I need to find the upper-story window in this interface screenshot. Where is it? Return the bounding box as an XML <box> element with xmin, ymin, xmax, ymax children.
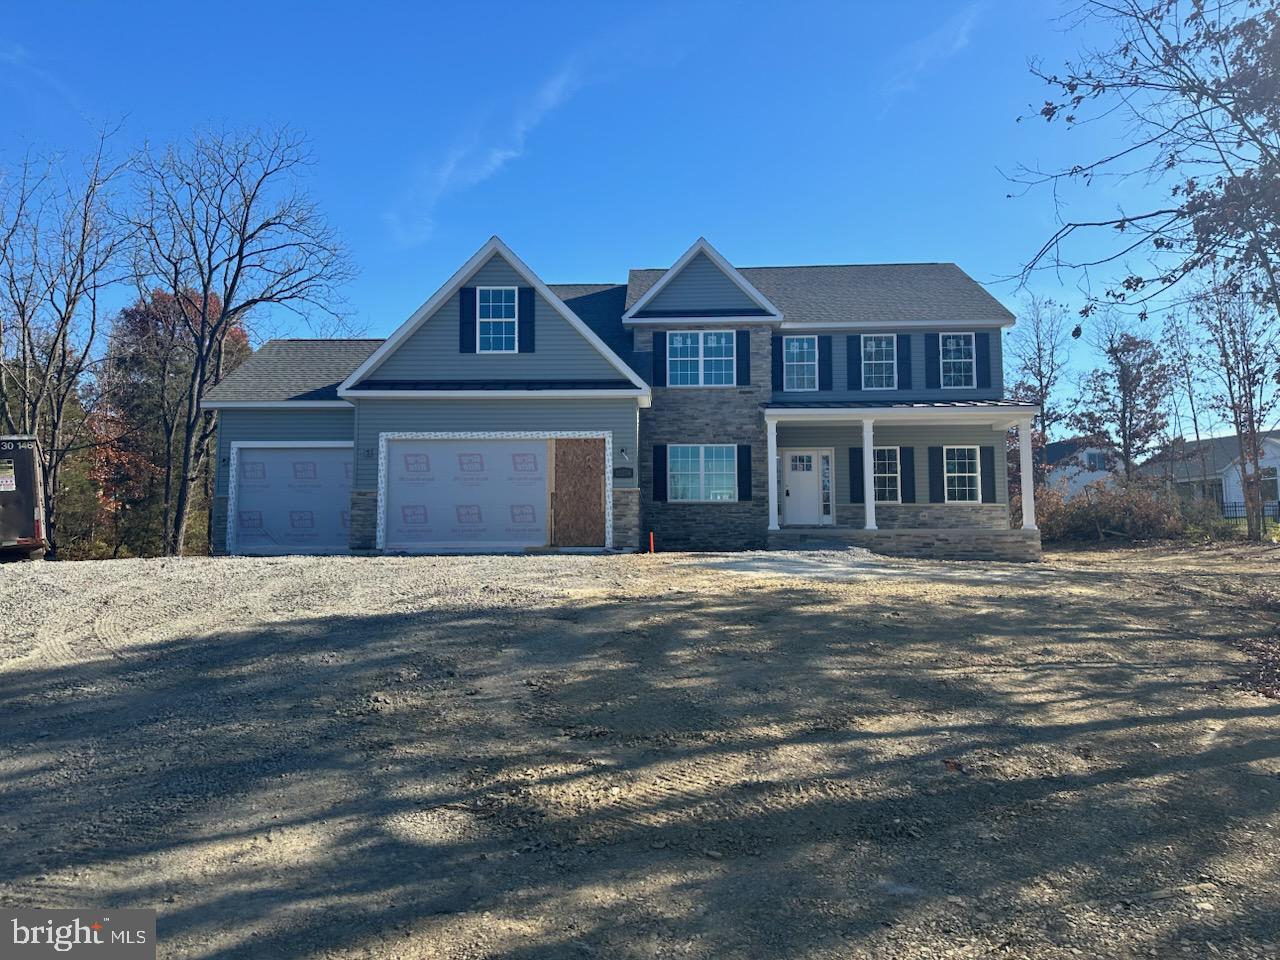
<box><xmin>862</xmin><ymin>335</ymin><xmax>897</xmax><ymax>390</ymax></box>
<box><xmin>477</xmin><ymin>287</ymin><xmax>518</xmax><ymax>353</ymax></box>
<box><xmin>667</xmin><ymin>331</ymin><xmax>735</xmax><ymax>386</ymax></box>
<box><xmin>1085</xmin><ymin>451</ymin><xmax>1107</xmax><ymax>472</ymax></box>
<box><xmin>782</xmin><ymin>336</ymin><xmax>817</xmax><ymax>391</ymax></box>
<box><xmin>940</xmin><ymin>332</ymin><xmax>976</xmax><ymax>388</ymax></box>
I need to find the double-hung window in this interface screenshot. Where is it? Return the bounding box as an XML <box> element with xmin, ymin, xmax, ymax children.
<box><xmin>782</xmin><ymin>336</ymin><xmax>817</xmax><ymax>391</ymax></box>
<box><xmin>1262</xmin><ymin>466</ymin><xmax>1279</xmax><ymax>502</ymax></box>
<box><xmin>862</xmin><ymin>335</ymin><xmax>897</xmax><ymax>390</ymax></box>
<box><xmin>667</xmin><ymin>331</ymin><xmax>735</xmax><ymax>386</ymax></box>
<box><xmin>944</xmin><ymin>446</ymin><xmax>980</xmax><ymax>502</ymax></box>
<box><xmin>873</xmin><ymin>447</ymin><xmax>901</xmax><ymax>503</ymax></box>
<box><xmin>477</xmin><ymin>287</ymin><xmax>517</xmax><ymax>353</ymax></box>
<box><xmin>668</xmin><ymin>444</ymin><xmax>737</xmax><ymax>501</ymax></box>
<box><xmin>940</xmin><ymin>332</ymin><xmax>976</xmax><ymax>388</ymax></box>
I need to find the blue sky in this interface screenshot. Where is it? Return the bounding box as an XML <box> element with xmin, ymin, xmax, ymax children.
<box><xmin>1</xmin><ymin>1</ymin><xmax>1151</xmax><ymax>356</ymax></box>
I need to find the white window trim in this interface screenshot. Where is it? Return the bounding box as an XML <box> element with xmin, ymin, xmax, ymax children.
<box><xmin>666</xmin><ymin>330</ymin><xmax>737</xmax><ymax>388</ymax></box>
<box><xmin>667</xmin><ymin>443</ymin><xmax>738</xmax><ymax>502</ymax></box>
<box><xmin>943</xmin><ymin>444</ymin><xmax>981</xmax><ymax>503</ymax></box>
<box><xmin>476</xmin><ymin>286</ymin><xmax>518</xmax><ymax>354</ymax></box>
<box><xmin>782</xmin><ymin>335</ymin><xmax>818</xmax><ymax>392</ymax></box>
<box><xmin>872</xmin><ymin>445</ymin><xmax>901</xmax><ymax>503</ymax></box>
<box><xmin>861</xmin><ymin>334</ymin><xmax>898</xmax><ymax>391</ymax></box>
<box><xmin>939</xmin><ymin>331</ymin><xmax>976</xmax><ymax>390</ymax></box>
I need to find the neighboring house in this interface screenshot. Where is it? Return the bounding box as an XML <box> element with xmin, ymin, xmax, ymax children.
<box><xmin>1044</xmin><ymin>437</ymin><xmax>1116</xmax><ymax>499</ymax></box>
<box><xmin>1138</xmin><ymin>431</ymin><xmax>1280</xmax><ymax>508</ymax></box>
<box><xmin>203</xmin><ymin>236</ymin><xmax>1042</xmax><ymax>560</ymax></box>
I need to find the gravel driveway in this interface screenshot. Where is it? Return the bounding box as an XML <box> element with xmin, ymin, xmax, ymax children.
<box><xmin>1</xmin><ymin>546</ymin><xmax>1278</xmax><ymax>959</ymax></box>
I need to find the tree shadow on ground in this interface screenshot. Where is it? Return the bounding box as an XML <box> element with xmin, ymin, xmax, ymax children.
<box><xmin>1</xmin><ymin>564</ymin><xmax>1278</xmax><ymax>959</ymax></box>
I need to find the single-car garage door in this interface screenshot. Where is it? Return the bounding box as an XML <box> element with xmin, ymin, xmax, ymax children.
<box><xmin>382</xmin><ymin>436</ymin><xmax>605</xmax><ymax>552</ymax></box>
<box><xmin>229</xmin><ymin>442</ymin><xmax>353</xmax><ymax>554</ymax></box>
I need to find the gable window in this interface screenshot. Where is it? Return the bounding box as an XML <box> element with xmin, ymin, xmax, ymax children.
<box><xmin>944</xmin><ymin>446</ymin><xmax>980</xmax><ymax>502</ymax></box>
<box><xmin>940</xmin><ymin>332</ymin><xmax>976</xmax><ymax>388</ymax></box>
<box><xmin>668</xmin><ymin>444</ymin><xmax>737</xmax><ymax>501</ymax></box>
<box><xmin>1085</xmin><ymin>451</ymin><xmax>1107</xmax><ymax>472</ymax></box>
<box><xmin>862</xmin><ymin>335</ymin><xmax>897</xmax><ymax>390</ymax></box>
<box><xmin>477</xmin><ymin>287</ymin><xmax>517</xmax><ymax>353</ymax></box>
<box><xmin>667</xmin><ymin>331</ymin><xmax>735</xmax><ymax>386</ymax></box>
<box><xmin>783</xmin><ymin>336</ymin><xmax>818</xmax><ymax>391</ymax></box>
<box><xmin>873</xmin><ymin>447</ymin><xmax>901</xmax><ymax>502</ymax></box>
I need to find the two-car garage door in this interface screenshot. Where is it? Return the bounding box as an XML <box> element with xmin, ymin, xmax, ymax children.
<box><xmin>382</xmin><ymin>436</ymin><xmax>606</xmax><ymax>551</ymax></box>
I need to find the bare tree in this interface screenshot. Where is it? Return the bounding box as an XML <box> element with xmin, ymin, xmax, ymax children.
<box><xmin>128</xmin><ymin>128</ymin><xmax>352</xmax><ymax>555</ymax></box>
<box><xmin>1161</xmin><ymin>311</ymin><xmax>1216</xmax><ymax>498</ymax></box>
<box><xmin>0</xmin><ymin>134</ymin><xmax>128</xmax><ymax>556</ymax></box>
<box><xmin>1017</xmin><ymin>0</ymin><xmax>1280</xmax><ymax>321</ymax></box>
<box><xmin>1007</xmin><ymin>294</ymin><xmax>1074</xmax><ymax>480</ymax></box>
<box><xmin>1190</xmin><ymin>276</ymin><xmax>1279</xmax><ymax>539</ymax></box>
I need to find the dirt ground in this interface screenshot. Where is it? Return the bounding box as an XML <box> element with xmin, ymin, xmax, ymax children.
<box><xmin>1</xmin><ymin>544</ymin><xmax>1278</xmax><ymax>959</ymax></box>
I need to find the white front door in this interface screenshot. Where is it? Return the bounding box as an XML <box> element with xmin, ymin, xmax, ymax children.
<box><xmin>783</xmin><ymin>450</ymin><xmax>822</xmax><ymax>525</ymax></box>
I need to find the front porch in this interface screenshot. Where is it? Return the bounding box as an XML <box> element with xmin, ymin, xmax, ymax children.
<box><xmin>764</xmin><ymin>402</ymin><xmax>1042</xmax><ymax>561</ymax></box>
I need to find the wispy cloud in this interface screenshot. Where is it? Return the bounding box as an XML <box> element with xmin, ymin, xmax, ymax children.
<box><xmin>0</xmin><ymin>40</ymin><xmax>87</xmax><ymax>116</ymax></box>
<box><xmin>385</xmin><ymin>57</ymin><xmax>586</xmax><ymax>246</ymax></box>
<box><xmin>883</xmin><ymin>3</ymin><xmax>983</xmax><ymax>97</ymax></box>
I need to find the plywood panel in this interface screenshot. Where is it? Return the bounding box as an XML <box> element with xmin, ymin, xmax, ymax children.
<box><xmin>552</xmin><ymin>439</ymin><xmax>605</xmax><ymax>547</ymax></box>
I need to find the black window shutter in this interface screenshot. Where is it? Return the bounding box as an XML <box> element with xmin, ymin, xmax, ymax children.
<box><xmin>847</xmin><ymin>335</ymin><xmax>861</xmax><ymax>391</ymax></box>
<box><xmin>459</xmin><ymin>287</ymin><xmax>477</xmax><ymax>353</ymax></box>
<box><xmin>736</xmin><ymin>445</ymin><xmax>752</xmax><ymax>501</ymax></box>
<box><xmin>849</xmin><ymin>447</ymin><xmax>864</xmax><ymax>503</ymax></box>
<box><xmin>517</xmin><ymin>287</ymin><xmax>535</xmax><ymax>353</ymax></box>
<box><xmin>771</xmin><ymin>336</ymin><xmax>783</xmax><ymax>390</ymax></box>
<box><xmin>925</xmin><ymin>334</ymin><xmax>940</xmax><ymax>389</ymax></box>
<box><xmin>735</xmin><ymin>330</ymin><xmax>751</xmax><ymax>385</ymax></box>
<box><xmin>975</xmin><ymin>331</ymin><xmax>991</xmax><ymax>389</ymax></box>
<box><xmin>818</xmin><ymin>336</ymin><xmax>833</xmax><ymax>390</ymax></box>
<box><xmin>652</xmin><ymin>445</ymin><xmax>668</xmax><ymax>502</ymax></box>
<box><xmin>900</xmin><ymin>447</ymin><xmax>916</xmax><ymax>502</ymax></box>
<box><xmin>652</xmin><ymin>332</ymin><xmax>667</xmax><ymax>387</ymax></box>
<box><xmin>896</xmin><ymin>334</ymin><xmax>912</xmax><ymax>389</ymax></box>
<box><xmin>980</xmin><ymin>446</ymin><xmax>997</xmax><ymax>502</ymax></box>
<box><xmin>928</xmin><ymin>446</ymin><xmax>945</xmax><ymax>502</ymax></box>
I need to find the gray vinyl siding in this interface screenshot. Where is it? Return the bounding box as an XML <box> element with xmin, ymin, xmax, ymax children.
<box><xmin>775</xmin><ymin>423</ymin><xmax>1010</xmax><ymax>505</ymax></box>
<box><xmin>350</xmin><ymin>398</ymin><xmax>640</xmax><ymax>489</ymax></box>
<box><xmin>643</xmin><ymin>252</ymin><xmax>759</xmax><ymax>314</ymax></box>
<box><xmin>212</xmin><ymin>407</ymin><xmax>356</xmax><ymax>553</ymax></box>
<box><xmin>771</xmin><ymin>329</ymin><xmax>1004</xmax><ymax>403</ymax></box>
<box><xmin>371</xmin><ymin>254</ymin><xmax>621</xmax><ymax>382</ymax></box>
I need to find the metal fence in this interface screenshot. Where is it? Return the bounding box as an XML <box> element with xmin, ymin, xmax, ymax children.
<box><xmin>1219</xmin><ymin>501</ymin><xmax>1280</xmax><ymax>526</ymax></box>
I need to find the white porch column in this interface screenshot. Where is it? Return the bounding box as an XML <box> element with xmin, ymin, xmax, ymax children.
<box><xmin>862</xmin><ymin>418</ymin><xmax>877</xmax><ymax>530</ymax></box>
<box><xmin>766</xmin><ymin>416</ymin><xmax>780</xmax><ymax>531</ymax></box>
<box><xmin>1018</xmin><ymin>418</ymin><xmax>1037</xmax><ymax>530</ymax></box>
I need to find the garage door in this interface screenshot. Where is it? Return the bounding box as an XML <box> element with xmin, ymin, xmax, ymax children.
<box><xmin>230</xmin><ymin>444</ymin><xmax>353</xmax><ymax>554</ymax></box>
<box><xmin>383</xmin><ymin>437</ymin><xmax>553</xmax><ymax>551</ymax></box>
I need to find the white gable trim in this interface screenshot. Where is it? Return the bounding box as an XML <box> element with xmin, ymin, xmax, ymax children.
<box><xmin>338</xmin><ymin>236</ymin><xmax>650</xmax><ymax>397</ymax></box>
<box><xmin>621</xmin><ymin>237</ymin><xmax>782</xmax><ymax>324</ymax></box>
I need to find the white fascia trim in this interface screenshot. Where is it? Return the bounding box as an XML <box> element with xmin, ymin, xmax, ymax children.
<box><xmin>201</xmin><ymin>400</ymin><xmax>353</xmax><ymax>410</ymax></box>
<box><xmin>376</xmin><ymin>430</ymin><xmax>614</xmax><ymax>552</ymax></box>
<box><xmin>764</xmin><ymin>404</ymin><xmax>1041</xmax><ymax>427</ymax></box>
<box><xmin>349</xmin><ymin>388</ymin><xmax>651</xmax><ymax>407</ymax></box>
<box><xmin>622</xmin><ymin>237</ymin><xmax>782</xmax><ymax>322</ymax></box>
<box><xmin>622</xmin><ymin>315</ymin><xmax>778</xmax><ymax>327</ymax></box>
<box><xmin>226</xmin><ymin>441</ymin><xmax>354</xmax><ymax>556</ymax></box>
<box><xmin>339</xmin><ymin>236</ymin><xmax>649</xmax><ymax>395</ymax></box>
<box><xmin>778</xmin><ymin>319</ymin><xmax>1015</xmax><ymax>331</ymax></box>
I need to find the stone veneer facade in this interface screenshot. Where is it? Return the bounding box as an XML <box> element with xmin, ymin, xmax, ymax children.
<box><xmin>636</xmin><ymin>327</ymin><xmax>773</xmax><ymax>551</ymax></box>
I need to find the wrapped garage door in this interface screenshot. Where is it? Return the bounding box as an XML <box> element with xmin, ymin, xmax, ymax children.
<box><xmin>383</xmin><ymin>438</ymin><xmax>549</xmax><ymax>551</ymax></box>
<box><xmin>231</xmin><ymin>445</ymin><xmax>353</xmax><ymax>554</ymax></box>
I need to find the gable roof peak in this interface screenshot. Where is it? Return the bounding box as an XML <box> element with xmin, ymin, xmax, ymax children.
<box><xmin>621</xmin><ymin>236</ymin><xmax>782</xmax><ymax>322</ymax></box>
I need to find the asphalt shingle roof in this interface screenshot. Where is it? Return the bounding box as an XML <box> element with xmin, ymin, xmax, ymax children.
<box><xmin>204</xmin><ymin>339</ymin><xmax>381</xmax><ymax>403</ymax></box>
<box><xmin>1137</xmin><ymin>430</ymin><xmax>1280</xmax><ymax>481</ymax></box>
<box><xmin>624</xmin><ymin>262</ymin><xmax>1014</xmax><ymax>324</ymax></box>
